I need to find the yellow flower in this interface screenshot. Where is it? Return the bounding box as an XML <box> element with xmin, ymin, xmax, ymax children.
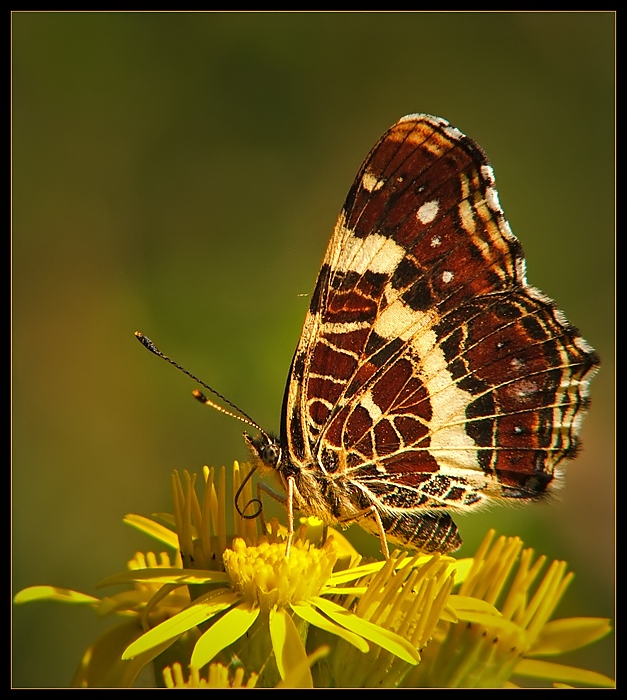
<box><xmin>14</xmin><ymin>462</ymin><xmax>614</xmax><ymax>688</ymax></box>
<box><xmin>162</xmin><ymin>661</ymin><xmax>259</xmax><ymax>688</ymax></box>
<box><xmin>116</xmin><ymin>466</ymin><xmax>424</xmax><ymax>687</ymax></box>
<box><xmin>403</xmin><ymin>530</ymin><xmax>614</xmax><ymax>688</ymax></box>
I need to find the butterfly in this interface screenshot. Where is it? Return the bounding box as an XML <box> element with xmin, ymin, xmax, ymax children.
<box><xmin>138</xmin><ymin>114</ymin><xmax>599</xmax><ymax>557</ymax></box>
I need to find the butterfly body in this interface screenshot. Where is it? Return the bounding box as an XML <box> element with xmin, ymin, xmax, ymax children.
<box><xmin>245</xmin><ymin>430</ymin><xmax>463</xmax><ymax>554</ymax></box>
<box><xmin>244</xmin><ymin>114</ymin><xmax>599</xmax><ymax>555</ymax></box>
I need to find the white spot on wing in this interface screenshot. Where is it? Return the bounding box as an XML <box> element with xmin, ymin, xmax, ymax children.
<box><xmin>373</xmin><ymin>300</ymin><xmax>434</xmax><ymax>342</ymax></box>
<box><xmin>336</xmin><ymin>232</ymin><xmax>405</xmax><ymax>276</ymax></box>
<box><xmin>442</xmin><ymin>270</ymin><xmax>454</xmax><ymax>284</ymax></box>
<box><xmin>417</xmin><ymin>199</ymin><xmax>440</xmax><ymax>224</ymax></box>
<box><xmin>362</xmin><ymin>170</ymin><xmax>384</xmax><ymax>192</ymax></box>
<box><xmin>360</xmin><ymin>391</ymin><xmax>383</xmax><ymax>422</ymax></box>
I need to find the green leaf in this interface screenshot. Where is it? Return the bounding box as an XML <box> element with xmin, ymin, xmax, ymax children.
<box><xmin>191</xmin><ymin>602</ymin><xmax>260</xmax><ymax>670</ymax></box>
<box><xmin>122</xmin><ymin>589</ymin><xmax>240</xmax><ymax>659</ymax></box>
<box><xmin>14</xmin><ymin>585</ymin><xmax>99</xmax><ymax>606</ymax></box>
<box><xmin>529</xmin><ymin>617</ymin><xmax>613</xmax><ymax>655</ymax></box>
<box><xmin>269</xmin><ymin>607</ymin><xmax>312</xmax><ymax>687</ymax></box>
<box><xmin>513</xmin><ymin>658</ymin><xmax>615</xmax><ymax>687</ymax></box>
<box><xmin>311</xmin><ymin>596</ymin><xmax>420</xmax><ymax>665</ymax></box>
<box><xmin>290</xmin><ymin>602</ymin><xmax>369</xmax><ymax>653</ymax></box>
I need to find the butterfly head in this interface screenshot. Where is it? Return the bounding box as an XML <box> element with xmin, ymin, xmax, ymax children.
<box><xmin>243</xmin><ymin>431</ymin><xmax>283</xmax><ymax>472</ymax></box>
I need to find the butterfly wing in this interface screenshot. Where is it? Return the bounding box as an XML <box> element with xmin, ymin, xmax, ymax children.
<box><xmin>282</xmin><ymin>115</ymin><xmax>599</xmax><ymax>550</ymax></box>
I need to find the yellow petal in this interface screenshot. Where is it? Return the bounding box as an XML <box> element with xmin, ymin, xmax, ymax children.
<box><xmin>191</xmin><ymin>602</ymin><xmax>260</xmax><ymax>670</ymax></box>
<box><xmin>14</xmin><ymin>585</ymin><xmax>99</xmax><ymax>605</ymax></box>
<box><xmin>446</xmin><ymin>595</ymin><xmax>524</xmax><ymax>636</ymax></box>
<box><xmin>452</xmin><ymin>609</ymin><xmax>523</xmax><ymax>636</ymax></box>
<box><xmin>290</xmin><ymin>602</ymin><xmax>369</xmax><ymax>653</ymax></box>
<box><xmin>529</xmin><ymin>617</ymin><xmax>612</xmax><ymax>655</ymax></box>
<box><xmin>447</xmin><ymin>595</ymin><xmax>502</xmax><ymax>616</ymax></box>
<box><xmin>276</xmin><ymin>646</ymin><xmax>330</xmax><ymax>689</ymax></box>
<box><xmin>98</xmin><ymin>567</ymin><xmax>228</xmax><ymax>588</ymax></box>
<box><xmin>123</xmin><ymin>590</ymin><xmax>240</xmax><ymax>659</ymax></box>
<box><xmin>96</xmin><ymin>590</ymin><xmax>157</xmax><ymax>615</ymax></box>
<box><xmin>513</xmin><ymin>659</ymin><xmax>615</xmax><ymax>687</ymax></box>
<box><xmin>123</xmin><ymin>514</ymin><xmax>179</xmax><ymax>549</ymax></box>
<box><xmin>311</xmin><ymin>596</ymin><xmax>420</xmax><ymax>665</ymax></box>
<box><xmin>326</xmin><ymin>561</ymin><xmax>387</xmax><ymax>586</ymax></box>
<box><xmin>446</xmin><ymin>557</ymin><xmax>475</xmax><ymax>584</ymax></box>
<box><xmin>320</xmin><ymin>586</ymin><xmax>368</xmax><ymax>597</ymax></box>
<box><xmin>269</xmin><ymin>607</ymin><xmax>311</xmax><ymax>687</ymax></box>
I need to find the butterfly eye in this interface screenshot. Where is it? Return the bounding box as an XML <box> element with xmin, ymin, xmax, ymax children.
<box><xmin>261</xmin><ymin>444</ymin><xmax>280</xmax><ymax>467</ymax></box>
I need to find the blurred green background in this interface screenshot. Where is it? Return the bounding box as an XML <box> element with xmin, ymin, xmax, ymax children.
<box><xmin>12</xmin><ymin>12</ymin><xmax>614</xmax><ymax>687</ymax></box>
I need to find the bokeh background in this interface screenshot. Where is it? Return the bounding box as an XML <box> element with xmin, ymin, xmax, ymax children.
<box><xmin>12</xmin><ymin>12</ymin><xmax>614</xmax><ymax>688</ymax></box>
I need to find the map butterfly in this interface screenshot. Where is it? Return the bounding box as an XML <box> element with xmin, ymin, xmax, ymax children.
<box><xmin>138</xmin><ymin>114</ymin><xmax>599</xmax><ymax>556</ymax></box>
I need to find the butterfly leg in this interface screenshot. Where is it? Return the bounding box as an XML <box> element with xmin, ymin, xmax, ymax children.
<box><xmin>335</xmin><ymin>506</ymin><xmax>391</xmax><ymax>560</ymax></box>
<box><xmin>255</xmin><ymin>480</ymin><xmax>287</xmax><ymax>536</ymax></box>
<box><xmin>254</xmin><ymin>476</ymin><xmax>294</xmax><ymax>558</ymax></box>
<box><xmin>285</xmin><ymin>476</ymin><xmax>295</xmax><ymax>558</ymax></box>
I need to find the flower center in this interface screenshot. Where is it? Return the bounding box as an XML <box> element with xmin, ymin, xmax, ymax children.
<box><xmin>223</xmin><ymin>537</ymin><xmax>337</xmax><ymax>609</ymax></box>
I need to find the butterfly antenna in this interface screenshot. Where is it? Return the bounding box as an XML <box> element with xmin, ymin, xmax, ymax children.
<box><xmin>135</xmin><ymin>331</ymin><xmax>264</xmax><ymax>432</ymax></box>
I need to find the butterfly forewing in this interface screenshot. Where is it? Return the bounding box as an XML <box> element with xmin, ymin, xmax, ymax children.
<box><xmin>277</xmin><ymin>114</ymin><xmax>599</xmax><ymax>553</ymax></box>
